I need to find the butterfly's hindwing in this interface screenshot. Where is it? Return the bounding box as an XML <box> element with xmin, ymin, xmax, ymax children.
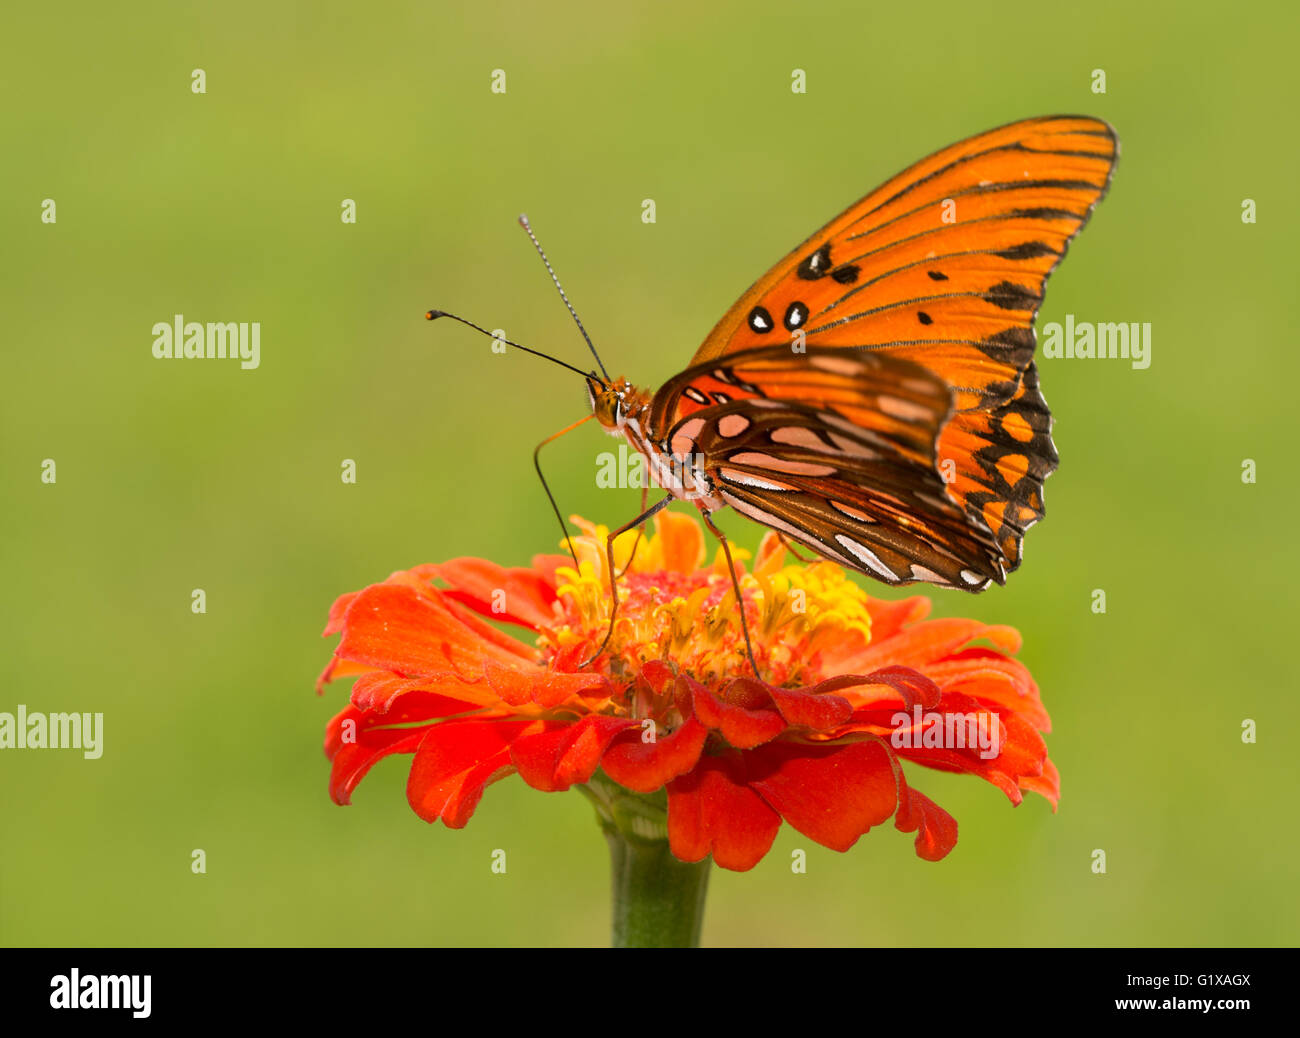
<box><xmin>942</xmin><ymin>362</ymin><xmax>1057</xmax><ymax>569</ymax></box>
<box><xmin>649</xmin><ymin>347</ymin><xmax>1005</xmax><ymax>589</ymax></box>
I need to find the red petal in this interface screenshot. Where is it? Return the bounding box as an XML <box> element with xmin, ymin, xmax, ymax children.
<box><xmin>640</xmin><ymin>660</ymin><xmax>677</xmax><ymax>696</ymax></box>
<box><xmin>895</xmin><ymin>778</ymin><xmax>958</xmax><ymax>861</ymax></box>
<box><xmin>853</xmin><ymin>618</ymin><xmax>1020</xmax><ymax>673</ymax></box>
<box><xmin>324</xmin><ymin>705</ymin><xmax>428</xmax><ymax>805</ymax></box>
<box><xmin>337</xmin><ymin>584</ymin><xmax>532</xmax><ymax>679</ymax></box>
<box><xmin>926</xmin><ymin>648</ymin><xmax>1050</xmax><ymax>731</ymax></box>
<box><xmin>510</xmin><ymin>716</ymin><xmax>637</xmax><ymax>792</ymax></box>
<box><xmin>434</xmin><ymin>557</ymin><xmax>558</xmax><ymax>630</ymax></box>
<box><xmin>690</xmin><ymin>679</ymin><xmax>786</xmax><ymax>749</ymax></box>
<box><xmin>530</xmin><ymin>553</ymin><xmax>571</xmax><ymax>591</ymax></box>
<box><xmin>859</xmin><ymin>666</ymin><xmax>942</xmax><ymax>709</ymax></box>
<box><xmin>763</xmin><ymin>681</ymin><xmax>854</xmax><ymax>731</ymax></box>
<box><xmin>865</xmin><ymin>596</ymin><xmax>931</xmax><ymax>640</ymax></box>
<box><xmin>323</xmin><ymin>590</ymin><xmax>361</xmax><ymax>636</ymax></box>
<box><xmin>667</xmin><ymin>754</ymin><xmax>781</xmax><ymax>872</ymax></box>
<box><xmin>1019</xmin><ymin>756</ymin><xmax>1060</xmax><ymax>809</ymax></box>
<box><xmin>602</xmin><ymin>716</ymin><xmax>709</xmax><ymax>792</ymax></box>
<box><xmin>349</xmin><ymin>672</ymin><xmax>485</xmax><ymax>717</ymax></box>
<box><xmin>406</xmin><ymin>719</ymin><xmax>542</xmax><ymax>827</ymax></box>
<box><xmin>315</xmin><ymin>655</ymin><xmax>371</xmax><ymax>694</ymax></box>
<box><xmin>483</xmin><ymin>658</ymin><xmax>610</xmax><ymax>708</ymax></box>
<box><xmin>747</xmin><ymin>739</ymin><xmax>899</xmax><ymax>852</ymax></box>
<box><xmin>892</xmin><ymin>707</ymin><xmax>1050</xmax><ymax>806</ymax></box>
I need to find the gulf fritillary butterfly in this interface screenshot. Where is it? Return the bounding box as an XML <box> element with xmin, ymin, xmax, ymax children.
<box><xmin>430</xmin><ymin>114</ymin><xmax>1118</xmax><ymax>664</ymax></box>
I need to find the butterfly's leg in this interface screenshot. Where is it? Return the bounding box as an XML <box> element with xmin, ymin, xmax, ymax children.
<box><xmin>533</xmin><ymin>413</ymin><xmax>595</xmax><ymax>567</ymax></box>
<box><xmin>776</xmin><ymin>533</ymin><xmax>817</xmax><ymax>564</ymax></box>
<box><xmin>582</xmin><ymin>493</ymin><xmax>675</xmax><ymax>669</ymax></box>
<box><xmin>700</xmin><ymin>511</ymin><xmax>761</xmax><ymax>679</ymax></box>
<box><xmin>614</xmin><ymin>484</ymin><xmax>649</xmax><ymax>579</ymax></box>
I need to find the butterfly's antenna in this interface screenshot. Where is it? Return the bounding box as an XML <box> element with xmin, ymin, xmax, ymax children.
<box><xmin>425</xmin><ymin>310</ymin><xmax>601</xmax><ymax>383</ymax></box>
<box><xmin>518</xmin><ymin>214</ymin><xmax>611</xmax><ymax>383</ymax></box>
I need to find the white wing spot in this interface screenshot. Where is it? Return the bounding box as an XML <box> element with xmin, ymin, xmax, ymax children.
<box><xmin>834</xmin><ymin>535</ymin><xmax>897</xmax><ymax>581</ymax></box>
<box><xmin>829</xmin><ymin>500</ymin><xmax>874</xmax><ymax>523</ymax></box>
<box><xmin>719</xmin><ymin>468</ymin><xmax>794</xmax><ymax>491</ymax></box>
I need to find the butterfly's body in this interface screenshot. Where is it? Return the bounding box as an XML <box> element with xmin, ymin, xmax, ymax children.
<box><xmin>591</xmin><ymin>377</ymin><xmax>725</xmax><ymax>509</ymax></box>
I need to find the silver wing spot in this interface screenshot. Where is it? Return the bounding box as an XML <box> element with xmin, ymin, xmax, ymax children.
<box><xmin>834</xmin><ymin>535</ymin><xmax>897</xmax><ymax>581</ymax></box>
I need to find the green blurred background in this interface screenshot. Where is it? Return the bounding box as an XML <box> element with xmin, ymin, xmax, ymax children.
<box><xmin>3</xmin><ymin>0</ymin><xmax>1297</xmax><ymax>947</ymax></box>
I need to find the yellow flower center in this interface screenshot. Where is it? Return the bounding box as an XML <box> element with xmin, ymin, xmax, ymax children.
<box><xmin>539</xmin><ymin>513</ymin><xmax>873</xmax><ymax>687</ymax></box>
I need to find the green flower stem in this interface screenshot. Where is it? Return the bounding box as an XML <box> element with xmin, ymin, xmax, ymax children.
<box><xmin>581</xmin><ymin>771</ymin><xmax>712</xmax><ymax>948</ymax></box>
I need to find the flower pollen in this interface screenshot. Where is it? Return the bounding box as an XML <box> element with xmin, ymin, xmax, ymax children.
<box><xmin>545</xmin><ymin>514</ymin><xmax>873</xmax><ymax>691</ymax></box>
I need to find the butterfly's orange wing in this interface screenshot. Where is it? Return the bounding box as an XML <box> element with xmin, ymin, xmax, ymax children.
<box><xmin>686</xmin><ymin>114</ymin><xmax>1118</xmax><ymax>571</ymax></box>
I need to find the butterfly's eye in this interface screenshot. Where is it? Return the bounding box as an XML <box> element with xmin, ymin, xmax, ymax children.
<box><xmin>590</xmin><ymin>387</ymin><xmax>621</xmax><ymax>429</ymax></box>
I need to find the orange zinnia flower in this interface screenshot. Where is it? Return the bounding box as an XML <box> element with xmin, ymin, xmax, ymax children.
<box><xmin>316</xmin><ymin>512</ymin><xmax>1057</xmax><ymax>872</ymax></box>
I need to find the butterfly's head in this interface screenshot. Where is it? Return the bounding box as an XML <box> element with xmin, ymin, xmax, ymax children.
<box><xmin>587</xmin><ymin>375</ymin><xmax>647</xmax><ymax>433</ymax></box>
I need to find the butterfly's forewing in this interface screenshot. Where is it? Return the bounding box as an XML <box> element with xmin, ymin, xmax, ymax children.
<box><xmin>685</xmin><ymin>115</ymin><xmax>1118</xmax><ymax>572</ymax></box>
<box><xmin>649</xmin><ymin>347</ymin><xmax>1005</xmax><ymax>589</ymax></box>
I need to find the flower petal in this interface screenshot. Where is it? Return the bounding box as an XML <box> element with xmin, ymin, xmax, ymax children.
<box><xmin>653</xmin><ymin>511</ymin><xmax>706</xmax><ymax>572</ymax></box>
<box><xmin>667</xmin><ymin>754</ymin><xmax>781</xmax><ymax>872</ymax></box>
<box><xmin>406</xmin><ymin>719</ymin><xmax>543</xmax><ymax>827</ymax></box>
<box><xmin>755</xmin><ymin>678</ymin><xmax>854</xmax><ymax>731</ymax></box>
<box><xmin>323</xmin><ymin>590</ymin><xmax>362</xmax><ymax>636</ymax></box>
<box><xmin>602</xmin><ymin>716</ymin><xmax>709</xmax><ymax>792</ymax></box>
<box><xmin>853</xmin><ymin>617</ymin><xmax>1020</xmax><ymax>673</ymax></box>
<box><xmin>511</xmin><ymin>716</ymin><xmax>638</xmax><ymax>792</ymax></box>
<box><xmin>747</xmin><ymin>739</ymin><xmax>899</xmax><ymax>852</ymax></box>
<box><xmin>891</xmin><ymin>705</ymin><xmax>1051</xmax><ymax>806</ymax></box>
<box><xmin>337</xmin><ymin>583</ymin><xmax>533</xmax><ymax>679</ymax></box>
<box><xmin>864</xmin><ymin>595</ymin><xmax>931</xmax><ymax>640</ymax></box>
<box><xmin>324</xmin><ymin>704</ymin><xmax>429</xmax><ymax>806</ymax></box>
<box><xmin>859</xmin><ymin>666</ymin><xmax>943</xmax><ymax>709</ymax></box>
<box><xmin>925</xmin><ymin>648</ymin><xmax>1050</xmax><ymax>731</ymax></box>
<box><xmin>529</xmin><ymin>553</ymin><xmax>571</xmax><ymax>590</ymax></box>
<box><xmin>1019</xmin><ymin>757</ymin><xmax>1061</xmax><ymax>809</ymax></box>
<box><xmin>689</xmin><ymin>679</ymin><xmax>786</xmax><ymax>749</ymax></box>
<box><xmin>433</xmin><ymin>557</ymin><xmax>559</xmax><ymax>630</ymax></box>
<box><xmin>349</xmin><ymin>672</ymin><xmax>494</xmax><ymax>715</ymax></box>
<box><xmin>894</xmin><ymin>777</ymin><xmax>958</xmax><ymax>861</ymax></box>
<box><xmin>483</xmin><ymin>658</ymin><xmax>611</xmax><ymax>709</ymax></box>
<box><xmin>315</xmin><ymin>655</ymin><xmax>371</xmax><ymax>694</ymax></box>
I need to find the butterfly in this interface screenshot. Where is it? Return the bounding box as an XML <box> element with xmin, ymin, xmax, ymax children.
<box><xmin>431</xmin><ymin>115</ymin><xmax>1118</xmax><ymax>660</ymax></box>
